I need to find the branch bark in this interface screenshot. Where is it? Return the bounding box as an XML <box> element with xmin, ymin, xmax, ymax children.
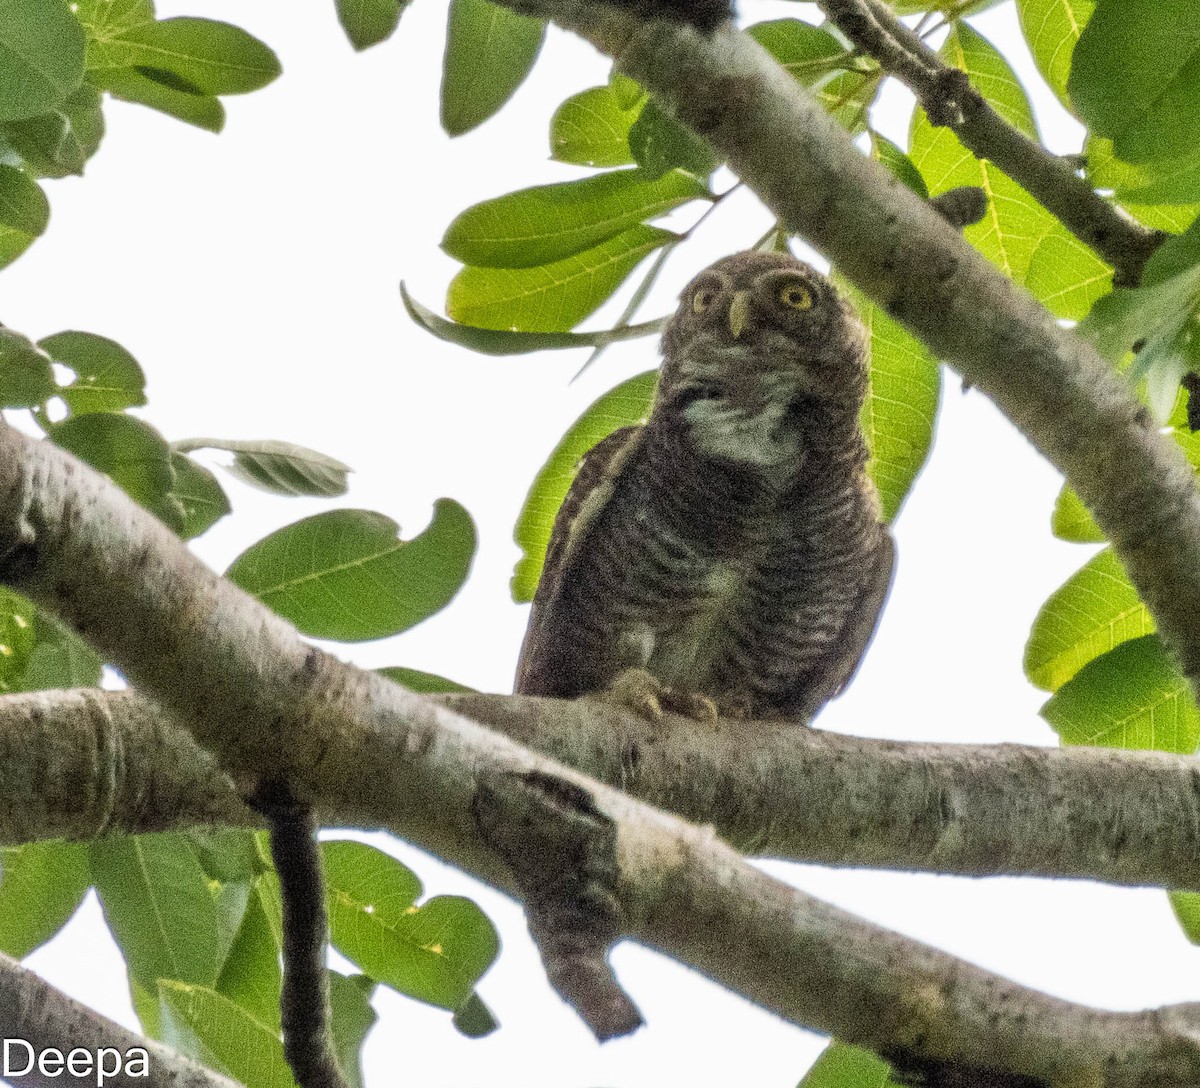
<box><xmin>4</xmin><ymin>427</ymin><xmax>1200</xmax><ymax>1083</ymax></box>
<box><xmin>12</xmin><ymin>686</ymin><xmax>1200</xmax><ymax>895</ymax></box>
<box><xmin>816</xmin><ymin>0</ymin><xmax>1162</xmax><ymax>285</ymax></box>
<box><xmin>0</xmin><ymin>952</ymin><xmax>242</xmax><ymax>1088</ymax></box>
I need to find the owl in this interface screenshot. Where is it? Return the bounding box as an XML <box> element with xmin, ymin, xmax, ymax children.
<box><xmin>515</xmin><ymin>251</ymin><xmax>893</xmax><ymax>723</ymax></box>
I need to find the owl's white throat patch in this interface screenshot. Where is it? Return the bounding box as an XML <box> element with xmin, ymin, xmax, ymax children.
<box><xmin>682</xmin><ymin>389</ymin><xmax>802</xmax><ymax>468</ymax></box>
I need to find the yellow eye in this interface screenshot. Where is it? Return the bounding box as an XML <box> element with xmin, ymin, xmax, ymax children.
<box><xmin>779</xmin><ymin>282</ymin><xmax>813</xmax><ymax>310</ymax></box>
<box><xmin>693</xmin><ymin>287</ymin><xmax>718</xmax><ymax>313</ymax></box>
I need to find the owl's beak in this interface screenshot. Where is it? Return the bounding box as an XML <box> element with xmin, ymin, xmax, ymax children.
<box><xmin>728</xmin><ymin>290</ymin><xmax>752</xmax><ymax>339</ymax></box>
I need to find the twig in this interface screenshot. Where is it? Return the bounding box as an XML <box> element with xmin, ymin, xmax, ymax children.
<box><xmin>818</xmin><ymin>0</ymin><xmax>1164</xmax><ymax>286</ymax></box>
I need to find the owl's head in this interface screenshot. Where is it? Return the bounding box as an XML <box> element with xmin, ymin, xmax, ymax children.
<box><xmin>657</xmin><ymin>251</ymin><xmax>868</xmax><ymax>468</ymax></box>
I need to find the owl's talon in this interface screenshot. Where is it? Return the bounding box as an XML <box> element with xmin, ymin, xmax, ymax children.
<box><xmin>604</xmin><ymin>668</ymin><xmax>717</xmax><ymax>725</ymax></box>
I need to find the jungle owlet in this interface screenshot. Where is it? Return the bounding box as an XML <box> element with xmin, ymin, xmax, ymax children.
<box><xmin>515</xmin><ymin>251</ymin><xmax>893</xmax><ymax>722</ymax></box>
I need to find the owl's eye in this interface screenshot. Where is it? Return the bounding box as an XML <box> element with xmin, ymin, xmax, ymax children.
<box><xmin>779</xmin><ymin>282</ymin><xmax>813</xmax><ymax>310</ymax></box>
<box><xmin>692</xmin><ymin>287</ymin><xmax>719</xmax><ymax>313</ymax></box>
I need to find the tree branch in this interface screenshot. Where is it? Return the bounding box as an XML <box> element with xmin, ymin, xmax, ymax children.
<box><xmin>8</xmin><ymin>686</ymin><xmax>1200</xmax><ymax>893</ymax></box>
<box><xmin>0</xmin><ymin>952</ymin><xmax>242</xmax><ymax>1088</ymax></box>
<box><xmin>816</xmin><ymin>0</ymin><xmax>1162</xmax><ymax>286</ymax></box>
<box><xmin>5</xmin><ymin>427</ymin><xmax>1200</xmax><ymax>1082</ymax></box>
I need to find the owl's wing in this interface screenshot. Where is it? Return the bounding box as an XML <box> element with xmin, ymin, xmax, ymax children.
<box><xmin>804</xmin><ymin>527</ymin><xmax>895</xmax><ymax>714</ymax></box>
<box><xmin>514</xmin><ymin>424</ymin><xmax>645</xmax><ymax>694</ymax></box>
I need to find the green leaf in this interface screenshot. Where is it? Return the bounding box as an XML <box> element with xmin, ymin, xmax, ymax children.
<box><xmin>1024</xmin><ymin>232</ymin><xmax>1112</xmax><ymax>320</ymax></box>
<box><xmin>0</xmin><ymin>0</ymin><xmax>86</xmax><ymax>123</ymax></box>
<box><xmin>0</xmin><ymin>223</ymin><xmax>34</xmax><ymax>268</ymax></box>
<box><xmin>0</xmin><ymin>587</ymin><xmax>37</xmax><ymax>694</ymax></box>
<box><xmin>335</xmin><ymin>0</ymin><xmax>409</xmax><ymax>51</ymax></box>
<box><xmin>328</xmin><ymin>973</ymin><xmax>378</xmax><ymax>1088</ymax></box>
<box><xmin>1051</xmin><ymin>484</ymin><xmax>1104</xmax><ymax>543</ymax></box>
<box><xmin>870</xmin><ymin>132</ymin><xmax>927</xmax><ymax>199</ymax></box>
<box><xmin>1042</xmin><ymin>635</ymin><xmax>1200</xmax><ymax>752</ymax></box>
<box><xmin>910</xmin><ymin>25</ymin><xmax>1052</xmax><ymax>285</ymax></box>
<box><xmin>840</xmin><ymin>282</ymin><xmax>940</xmax><ymax>522</ymax></box>
<box><xmin>91</xmin><ymin>833</ymin><xmax>223</xmax><ymax>990</ymax></box>
<box><xmin>628</xmin><ymin>100</ymin><xmax>719</xmax><ymax>180</ymax></box>
<box><xmin>0</xmin><ymin>327</ymin><xmax>55</xmax><ymax>408</ymax></box>
<box><xmin>227</xmin><ymin>502</ymin><xmax>476</xmax><ymax>642</ymax></box>
<box><xmin>1076</xmin><ymin>266</ymin><xmax>1200</xmax><ymax>365</ymax></box>
<box><xmin>0</xmin><ymin>842</ymin><xmax>90</xmax><ymax>958</ymax></box>
<box><xmin>87</xmin><ymin>18</ymin><xmax>281</xmax><ymax>96</ymax></box>
<box><xmin>50</xmin><ymin>413</ymin><xmax>185</xmax><ymax>532</ymax></box>
<box><xmin>401</xmin><ymin>283</ymin><xmax>665</xmax><ymax>356</ymax></box>
<box><xmin>1024</xmin><ymin>547</ymin><xmax>1151</xmax><ymax>692</ymax></box>
<box><xmin>0</xmin><ymin>166</ymin><xmax>47</xmax><ymax>235</ymax></box>
<box><xmin>170</xmin><ymin>453</ymin><xmax>231</xmax><ymax>540</ymax></box>
<box><xmin>174</xmin><ymin>437</ymin><xmax>351</xmax><ymax>498</ymax></box>
<box><xmin>747</xmin><ymin>19</ymin><xmax>848</xmax><ymax>84</ymax></box>
<box><xmin>798</xmin><ymin>1040</ymin><xmax>903</xmax><ymax>1088</ymax></box>
<box><xmin>17</xmin><ymin>610</ymin><xmax>102</xmax><ymax>691</ymax></box>
<box><xmin>215</xmin><ymin>880</ymin><xmax>282</xmax><ymax>1029</ymax></box>
<box><xmin>1</xmin><ymin>85</ymin><xmax>105</xmax><ymax>178</ymax></box>
<box><xmin>324</xmin><ymin>840</ymin><xmax>499</xmax><ymax>1009</ymax></box>
<box><xmin>550</xmin><ymin>84</ymin><xmax>639</xmax><ymax>168</ymax></box>
<box><xmin>39</xmin><ymin>330</ymin><xmax>147</xmax><ymax>415</ymax></box>
<box><xmin>447</xmin><ymin>224</ymin><xmax>676</xmax><ymax>332</ymax></box>
<box><xmin>378</xmin><ymin>665</ymin><xmax>475</xmax><ymax>693</ymax></box>
<box><xmin>90</xmin><ymin>67</ymin><xmax>224</xmax><ymax>132</ymax></box>
<box><xmin>1015</xmin><ymin>0</ymin><xmax>1095</xmax><ymax>110</ymax></box>
<box><xmin>452</xmin><ymin>992</ymin><xmax>498</xmax><ymax>1038</ymax></box>
<box><xmin>440</xmin><ymin>0</ymin><xmax>544</xmax><ymax>136</ymax></box>
<box><xmin>1069</xmin><ymin>0</ymin><xmax>1200</xmax><ymax>164</ymax></box>
<box><xmin>75</xmin><ymin>0</ymin><xmax>157</xmax><ymax>41</ymax></box>
<box><xmin>512</xmin><ymin>371</ymin><xmax>656</xmax><ymax>602</ymax></box>
<box><xmin>158</xmin><ymin>981</ymin><xmax>295</xmax><ymax>1088</ymax></box>
<box><xmin>443</xmin><ymin>169</ymin><xmax>708</xmax><ymax>270</ymax></box>
<box><xmin>1170</xmin><ymin>891</ymin><xmax>1200</xmax><ymax>944</ymax></box>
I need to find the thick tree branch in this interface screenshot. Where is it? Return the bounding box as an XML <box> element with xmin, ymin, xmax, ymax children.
<box><xmin>0</xmin><ymin>952</ymin><xmax>241</xmax><ymax>1088</ymax></box>
<box><xmin>8</xmin><ymin>686</ymin><xmax>1200</xmax><ymax>893</ymax></box>
<box><xmin>4</xmin><ymin>428</ymin><xmax>1200</xmax><ymax>1083</ymax></box>
<box><xmin>487</xmin><ymin>8</ymin><xmax>1200</xmax><ymax>700</ymax></box>
<box><xmin>817</xmin><ymin>0</ymin><xmax>1162</xmax><ymax>286</ymax></box>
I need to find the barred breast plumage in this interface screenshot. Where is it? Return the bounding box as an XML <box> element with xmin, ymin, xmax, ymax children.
<box><xmin>515</xmin><ymin>251</ymin><xmax>893</xmax><ymax>723</ymax></box>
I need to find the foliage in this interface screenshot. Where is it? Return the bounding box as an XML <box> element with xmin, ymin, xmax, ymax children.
<box><xmin>3</xmin><ymin>0</ymin><xmax>1200</xmax><ymax>1085</ymax></box>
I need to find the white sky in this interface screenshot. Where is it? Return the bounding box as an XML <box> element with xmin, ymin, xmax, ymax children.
<box><xmin>7</xmin><ymin>1</ymin><xmax>1200</xmax><ymax>1086</ymax></box>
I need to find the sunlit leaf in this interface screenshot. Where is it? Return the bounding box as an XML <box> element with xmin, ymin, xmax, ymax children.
<box><xmin>443</xmin><ymin>168</ymin><xmax>709</xmax><ymax>269</ymax></box>
<box><xmin>0</xmin><ymin>842</ymin><xmax>90</xmax><ymax>958</ymax></box>
<box><xmin>0</xmin><ymin>587</ymin><xmax>37</xmax><ymax>693</ymax></box>
<box><xmin>0</xmin><ymin>166</ymin><xmax>47</xmax><ymax>235</ymax></box>
<box><xmin>90</xmin><ymin>67</ymin><xmax>224</xmax><ymax>132</ymax></box>
<box><xmin>1069</xmin><ymin>0</ymin><xmax>1200</xmax><ymax>164</ymax></box>
<box><xmin>512</xmin><ymin>371</ymin><xmax>656</xmax><ymax>602</ymax></box>
<box><xmin>1051</xmin><ymin>484</ymin><xmax>1104</xmax><ymax>543</ymax></box>
<box><xmin>174</xmin><ymin>437</ymin><xmax>351</xmax><ymax>498</ymax></box>
<box><xmin>798</xmin><ymin>1040</ymin><xmax>903</xmax><ymax>1088</ymax></box>
<box><xmin>1024</xmin><ymin>547</ymin><xmax>1150</xmax><ymax>692</ymax></box>
<box><xmin>378</xmin><ymin>665</ymin><xmax>475</xmax><ymax>694</ymax></box>
<box><xmin>324</xmin><ymin>840</ymin><xmax>499</xmax><ymax>1010</ymax></box>
<box><xmin>440</xmin><ymin>0</ymin><xmax>544</xmax><ymax>136</ymax></box>
<box><xmin>1014</xmin><ymin>0</ymin><xmax>1095</xmax><ymax>110</ymax></box>
<box><xmin>0</xmin><ymin>328</ymin><xmax>55</xmax><ymax>408</ymax></box>
<box><xmin>87</xmin><ymin>17</ymin><xmax>280</xmax><ymax>96</ymax></box>
<box><xmin>870</xmin><ymin>132</ymin><xmax>927</xmax><ymax>198</ymax></box>
<box><xmin>335</xmin><ymin>0</ymin><xmax>409</xmax><ymax>51</ymax></box>
<box><xmin>91</xmin><ymin>834</ymin><xmax>223</xmax><ymax>990</ymax></box>
<box><xmin>170</xmin><ymin>453</ymin><xmax>231</xmax><ymax>541</ymax></box>
<box><xmin>227</xmin><ymin>503</ymin><xmax>476</xmax><ymax>642</ymax></box>
<box><xmin>215</xmin><ymin>880</ymin><xmax>282</xmax><ymax>1029</ymax></box>
<box><xmin>447</xmin><ymin>225</ymin><xmax>676</xmax><ymax>332</ymax></box>
<box><xmin>0</xmin><ymin>0</ymin><xmax>85</xmax><ymax>123</ymax></box>
<box><xmin>401</xmin><ymin>283</ymin><xmax>665</xmax><ymax>356</ymax></box>
<box><xmin>1</xmin><ymin>86</ymin><xmax>105</xmax><ymax>178</ymax></box>
<box><xmin>39</xmin><ymin>330</ymin><xmax>147</xmax><ymax>415</ymax></box>
<box><xmin>550</xmin><ymin>84</ymin><xmax>639</xmax><ymax>168</ymax></box>
<box><xmin>1024</xmin><ymin>232</ymin><xmax>1112</xmax><ymax>321</ymax></box>
<box><xmin>1042</xmin><ymin>635</ymin><xmax>1200</xmax><ymax>753</ymax></box>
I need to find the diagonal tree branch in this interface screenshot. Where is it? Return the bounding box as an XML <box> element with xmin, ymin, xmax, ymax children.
<box><xmin>816</xmin><ymin>0</ymin><xmax>1162</xmax><ymax>285</ymax></box>
<box><xmin>7</xmin><ymin>686</ymin><xmax>1200</xmax><ymax>893</ymax></box>
<box><xmin>4</xmin><ymin>426</ymin><xmax>1200</xmax><ymax>1083</ymax></box>
<box><xmin>0</xmin><ymin>951</ymin><xmax>242</xmax><ymax>1088</ymax></box>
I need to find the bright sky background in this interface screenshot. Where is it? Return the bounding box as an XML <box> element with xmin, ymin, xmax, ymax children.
<box><xmin>6</xmin><ymin>1</ymin><xmax>1200</xmax><ymax>1086</ymax></box>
